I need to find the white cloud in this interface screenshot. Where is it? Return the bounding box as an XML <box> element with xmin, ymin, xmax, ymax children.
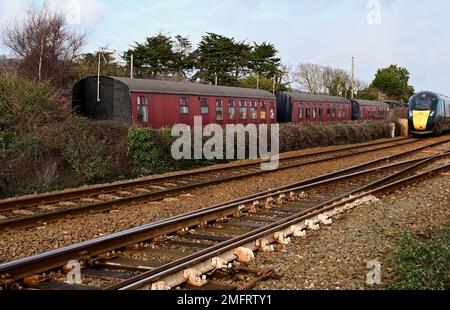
<box><xmin>0</xmin><ymin>0</ymin><xmax>104</xmax><ymax>29</ymax></box>
<box><xmin>46</xmin><ymin>0</ymin><xmax>104</xmax><ymax>27</ymax></box>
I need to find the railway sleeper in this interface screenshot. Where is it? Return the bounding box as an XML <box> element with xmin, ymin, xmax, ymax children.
<box><xmin>150</xmin><ymin>249</ymin><xmax>241</xmax><ymax>290</ymax></box>
<box><xmin>9</xmin><ymin>195</ymin><xmax>383</xmax><ymax>290</ymax></box>
<box><xmin>150</xmin><ymin>244</ymin><xmax>257</xmax><ymax>290</ymax></box>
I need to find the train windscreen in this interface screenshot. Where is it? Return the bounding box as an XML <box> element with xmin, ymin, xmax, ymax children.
<box><xmin>412</xmin><ymin>99</ymin><xmax>433</xmax><ymax>110</ymax></box>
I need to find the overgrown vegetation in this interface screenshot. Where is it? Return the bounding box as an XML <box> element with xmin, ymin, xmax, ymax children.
<box><xmin>0</xmin><ymin>76</ymin><xmax>132</xmax><ymax>197</ymax></box>
<box><xmin>127</xmin><ymin>128</ymin><xmax>174</xmax><ymax>173</ymax></box>
<box><xmin>388</xmin><ymin>230</ymin><xmax>449</xmax><ymax>290</ymax></box>
<box><xmin>0</xmin><ymin>73</ymin><xmax>64</xmax><ymax>134</ymax></box>
<box><xmin>0</xmin><ymin>70</ymin><xmax>393</xmax><ymax>199</ymax></box>
<box><xmin>279</xmin><ymin>121</ymin><xmax>390</xmax><ymax>152</ymax></box>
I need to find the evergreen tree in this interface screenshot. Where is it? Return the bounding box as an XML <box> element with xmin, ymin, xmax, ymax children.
<box><xmin>194</xmin><ymin>33</ymin><xmax>238</xmax><ymax>85</ymax></box>
<box><xmin>371</xmin><ymin>65</ymin><xmax>414</xmax><ymax>102</ymax></box>
<box><xmin>123</xmin><ymin>33</ymin><xmax>193</xmax><ymax>80</ymax></box>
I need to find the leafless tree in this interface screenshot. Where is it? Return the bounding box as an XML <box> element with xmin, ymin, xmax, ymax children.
<box><xmin>322</xmin><ymin>66</ymin><xmax>351</xmax><ymax>96</ymax></box>
<box><xmin>2</xmin><ymin>5</ymin><xmax>86</xmax><ymax>87</ymax></box>
<box><xmin>292</xmin><ymin>63</ymin><xmax>324</xmax><ymax>94</ymax></box>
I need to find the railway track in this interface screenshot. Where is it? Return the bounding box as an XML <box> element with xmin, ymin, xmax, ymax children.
<box><xmin>1</xmin><ymin>135</ymin><xmax>449</xmax><ymax>230</ymax></box>
<box><xmin>0</xmin><ymin>146</ymin><xmax>448</xmax><ymax>290</ymax></box>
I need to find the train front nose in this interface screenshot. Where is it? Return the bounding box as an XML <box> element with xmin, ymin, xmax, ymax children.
<box><xmin>413</xmin><ymin>110</ymin><xmax>431</xmax><ymax>131</ymax></box>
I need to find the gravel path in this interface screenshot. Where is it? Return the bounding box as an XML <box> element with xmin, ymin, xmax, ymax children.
<box><xmin>250</xmin><ymin>173</ymin><xmax>449</xmax><ymax>290</ymax></box>
<box><xmin>0</xmin><ymin>137</ymin><xmax>448</xmax><ymax>264</ymax></box>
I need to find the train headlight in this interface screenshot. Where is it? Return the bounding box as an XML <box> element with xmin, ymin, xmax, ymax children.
<box><xmin>409</xmin><ymin>111</ymin><xmax>413</xmax><ymax>118</ymax></box>
<box><xmin>429</xmin><ymin>111</ymin><xmax>435</xmax><ymax>117</ymax></box>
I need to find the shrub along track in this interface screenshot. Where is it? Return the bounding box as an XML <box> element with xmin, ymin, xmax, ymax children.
<box><xmin>0</xmin><ymin>147</ymin><xmax>449</xmax><ymax>290</ymax></box>
<box><xmin>0</xmin><ymin>136</ymin><xmax>449</xmax><ymax>230</ymax></box>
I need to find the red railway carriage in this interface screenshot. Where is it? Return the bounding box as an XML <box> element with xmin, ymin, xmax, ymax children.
<box><xmin>277</xmin><ymin>92</ymin><xmax>352</xmax><ymax>123</ymax></box>
<box><xmin>72</xmin><ymin>76</ymin><xmax>277</xmax><ymax>128</ymax></box>
<box><xmin>350</xmin><ymin>99</ymin><xmax>390</xmax><ymax>121</ymax></box>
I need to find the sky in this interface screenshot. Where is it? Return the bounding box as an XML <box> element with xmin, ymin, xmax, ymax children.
<box><xmin>0</xmin><ymin>0</ymin><xmax>449</xmax><ymax>94</ymax></box>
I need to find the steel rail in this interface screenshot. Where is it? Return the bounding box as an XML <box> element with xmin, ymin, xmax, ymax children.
<box><xmin>0</xmin><ymin>137</ymin><xmax>416</xmax><ymax>211</ymax></box>
<box><xmin>1</xmin><ymin>136</ymin><xmax>447</xmax><ymax>230</ymax></box>
<box><xmin>112</xmin><ymin>156</ymin><xmax>450</xmax><ymax>290</ymax></box>
<box><xmin>0</xmin><ymin>150</ymin><xmax>448</xmax><ymax>287</ymax></box>
<box><xmin>0</xmin><ymin>134</ymin><xmax>450</xmax><ymax>229</ymax></box>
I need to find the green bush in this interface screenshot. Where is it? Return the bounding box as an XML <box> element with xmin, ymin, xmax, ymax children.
<box><xmin>49</xmin><ymin>119</ymin><xmax>109</xmax><ymax>182</ymax></box>
<box><xmin>388</xmin><ymin>230</ymin><xmax>449</xmax><ymax>290</ymax></box>
<box><xmin>0</xmin><ymin>73</ymin><xmax>64</xmax><ymax>134</ymax></box>
<box><xmin>279</xmin><ymin>121</ymin><xmax>390</xmax><ymax>152</ymax></box>
<box><xmin>0</xmin><ymin>130</ymin><xmax>16</xmax><ymax>148</ymax></box>
<box><xmin>127</xmin><ymin>127</ymin><xmax>175</xmax><ymax>173</ymax></box>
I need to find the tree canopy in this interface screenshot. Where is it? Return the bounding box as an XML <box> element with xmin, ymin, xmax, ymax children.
<box><xmin>74</xmin><ymin>51</ymin><xmax>126</xmax><ymax>83</ymax></box>
<box><xmin>123</xmin><ymin>33</ymin><xmax>194</xmax><ymax>80</ymax></box>
<box><xmin>121</xmin><ymin>32</ymin><xmax>284</xmax><ymax>89</ymax></box>
<box><xmin>194</xmin><ymin>33</ymin><xmax>239</xmax><ymax>85</ymax></box>
<box><xmin>371</xmin><ymin>65</ymin><xmax>414</xmax><ymax>102</ymax></box>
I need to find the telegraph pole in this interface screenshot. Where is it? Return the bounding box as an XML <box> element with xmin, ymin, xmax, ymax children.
<box><xmin>130</xmin><ymin>54</ymin><xmax>134</xmax><ymax>79</ymax></box>
<box><xmin>351</xmin><ymin>56</ymin><xmax>355</xmax><ymax>99</ymax></box>
<box><xmin>97</xmin><ymin>48</ymin><xmax>102</xmax><ymax>102</ymax></box>
<box><xmin>97</xmin><ymin>46</ymin><xmax>110</xmax><ymax>102</ymax></box>
<box><xmin>272</xmin><ymin>76</ymin><xmax>276</xmax><ymax>94</ymax></box>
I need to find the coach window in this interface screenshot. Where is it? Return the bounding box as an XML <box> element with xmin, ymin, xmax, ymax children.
<box><xmin>239</xmin><ymin>100</ymin><xmax>247</xmax><ymax>120</ymax></box>
<box><xmin>250</xmin><ymin>101</ymin><xmax>257</xmax><ymax>119</ymax></box>
<box><xmin>306</xmin><ymin>107</ymin><xmax>310</xmax><ymax>118</ymax></box>
<box><xmin>228</xmin><ymin>100</ymin><xmax>236</xmax><ymax>120</ymax></box>
<box><xmin>312</xmin><ymin>107</ymin><xmax>317</xmax><ymax>119</ymax></box>
<box><xmin>260</xmin><ymin>101</ymin><xmax>267</xmax><ymax>119</ymax></box>
<box><xmin>269</xmin><ymin>102</ymin><xmax>275</xmax><ymax>120</ymax></box>
<box><xmin>179</xmin><ymin>97</ymin><xmax>189</xmax><ymax>114</ymax></box>
<box><xmin>200</xmin><ymin>97</ymin><xmax>209</xmax><ymax>114</ymax></box>
<box><xmin>327</xmin><ymin>108</ymin><xmax>331</xmax><ymax>119</ymax></box>
<box><xmin>298</xmin><ymin>104</ymin><xmax>303</xmax><ymax>119</ymax></box>
<box><xmin>332</xmin><ymin>107</ymin><xmax>337</xmax><ymax>118</ymax></box>
<box><xmin>318</xmin><ymin>107</ymin><xmax>323</xmax><ymax>119</ymax></box>
<box><xmin>137</xmin><ymin>96</ymin><xmax>149</xmax><ymax>122</ymax></box>
<box><xmin>216</xmin><ymin>99</ymin><xmax>224</xmax><ymax>121</ymax></box>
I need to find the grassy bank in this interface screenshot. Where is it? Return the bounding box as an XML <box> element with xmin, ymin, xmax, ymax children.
<box><xmin>388</xmin><ymin>230</ymin><xmax>449</xmax><ymax>290</ymax></box>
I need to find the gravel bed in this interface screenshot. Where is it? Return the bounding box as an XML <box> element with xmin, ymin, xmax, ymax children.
<box><xmin>250</xmin><ymin>173</ymin><xmax>449</xmax><ymax>290</ymax></box>
<box><xmin>0</xmin><ymin>137</ymin><xmax>448</xmax><ymax>264</ymax></box>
